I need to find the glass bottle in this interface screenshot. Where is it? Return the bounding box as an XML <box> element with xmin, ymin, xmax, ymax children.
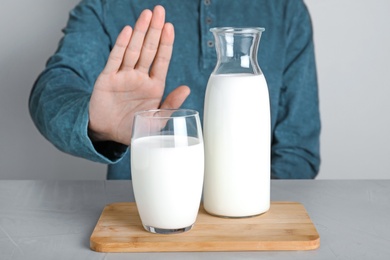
<box><xmin>203</xmin><ymin>27</ymin><xmax>271</xmax><ymax>217</ymax></box>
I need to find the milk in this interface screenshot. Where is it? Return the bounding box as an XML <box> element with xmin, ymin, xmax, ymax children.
<box><xmin>203</xmin><ymin>73</ymin><xmax>270</xmax><ymax>217</ymax></box>
<box><xmin>131</xmin><ymin>135</ymin><xmax>204</xmax><ymax>229</ymax></box>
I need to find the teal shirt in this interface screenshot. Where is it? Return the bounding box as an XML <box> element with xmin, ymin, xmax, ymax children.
<box><xmin>29</xmin><ymin>0</ymin><xmax>321</xmax><ymax>179</ymax></box>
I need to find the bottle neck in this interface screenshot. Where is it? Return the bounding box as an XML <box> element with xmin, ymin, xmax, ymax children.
<box><xmin>211</xmin><ymin>27</ymin><xmax>263</xmax><ymax>75</ymax></box>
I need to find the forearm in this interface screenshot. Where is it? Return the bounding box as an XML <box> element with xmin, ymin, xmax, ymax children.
<box><xmin>271</xmin><ymin>141</ymin><xmax>320</xmax><ymax>179</ymax></box>
<box><xmin>29</xmin><ymin>68</ymin><xmax>128</xmax><ymax>163</ymax></box>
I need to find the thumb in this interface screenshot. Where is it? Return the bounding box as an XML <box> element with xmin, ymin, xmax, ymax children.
<box><xmin>160</xmin><ymin>85</ymin><xmax>191</xmax><ymax>109</ymax></box>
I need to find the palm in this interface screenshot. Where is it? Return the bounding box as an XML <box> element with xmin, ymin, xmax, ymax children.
<box><xmin>88</xmin><ymin>6</ymin><xmax>189</xmax><ymax>145</ymax></box>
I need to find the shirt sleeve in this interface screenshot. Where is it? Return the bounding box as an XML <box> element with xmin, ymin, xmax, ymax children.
<box><xmin>29</xmin><ymin>0</ymin><xmax>128</xmax><ymax>164</ymax></box>
<box><xmin>271</xmin><ymin>1</ymin><xmax>321</xmax><ymax>179</ymax></box>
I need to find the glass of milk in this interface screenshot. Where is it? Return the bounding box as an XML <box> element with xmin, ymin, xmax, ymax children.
<box><xmin>131</xmin><ymin>109</ymin><xmax>204</xmax><ymax>234</ymax></box>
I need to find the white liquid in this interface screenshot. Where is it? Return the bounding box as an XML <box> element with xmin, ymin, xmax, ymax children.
<box><xmin>131</xmin><ymin>135</ymin><xmax>204</xmax><ymax>229</ymax></box>
<box><xmin>203</xmin><ymin>74</ymin><xmax>271</xmax><ymax>217</ymax></box>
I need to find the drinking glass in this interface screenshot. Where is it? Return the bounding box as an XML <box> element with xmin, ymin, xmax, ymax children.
<box><xmin>131</xmin><ymin>109</ymin><xmax>204</xmax><ymax>234</ymax></box>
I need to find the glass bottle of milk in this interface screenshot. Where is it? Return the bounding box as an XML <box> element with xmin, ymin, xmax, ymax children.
<box><xmin>203</xmin><ymin>27</ymin><xmax>271</xmax><ymax>217</ymax></box>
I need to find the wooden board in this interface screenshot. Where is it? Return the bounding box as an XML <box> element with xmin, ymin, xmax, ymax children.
<box><xmin>90</xmin><ymin>202</ymin><xmax>320</xmax><ymax>252</ymax></box>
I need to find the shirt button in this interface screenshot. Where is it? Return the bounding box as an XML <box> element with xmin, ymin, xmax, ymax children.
<box><xmin>206</xmin><ymin>17</ymin><xmax>212</xmax><ymax>24</ymax></box>
<box><xmin>207</xmin><ymin>40</ymin><xmax>214</xmax><ymax>47</ymax></box>
<box><xmin>204</xmin><ymin>0</ymin><xmax>211</xmax><ymax>6</ymax></box>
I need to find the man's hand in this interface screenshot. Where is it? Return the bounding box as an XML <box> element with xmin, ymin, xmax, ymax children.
<box><xmin>88</xmin><ymin>5</ymin><xmax>190</xmax><ymax>145</ymax></box>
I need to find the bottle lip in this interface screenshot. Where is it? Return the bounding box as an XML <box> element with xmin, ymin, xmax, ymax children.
<box><xmin>210</xmin><ymin>27</ymin><xmax>265</xmax><ymax>34</ymax></box>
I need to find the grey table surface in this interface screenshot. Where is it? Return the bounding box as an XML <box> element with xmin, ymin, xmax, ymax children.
<box><xmin>0</xmin><ymin>180</ymin><xmax>389</xmax><ymax>260</ymax></box>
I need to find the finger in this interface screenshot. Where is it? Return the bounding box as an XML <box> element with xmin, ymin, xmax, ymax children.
<box><xmin>160</xmin><ymin>86</ymin><xmax>191</xmax><ymax>109</ymax></box>
<box><xmin>149</xmin><ymin>22</ymin><xmax>174</xmax><ymax>82</ymax></box>
<box><xmin>121</xmin><ymin>9</ymin><xmax>153</xmax><ymax>70</ymax></box>
<box><xmin>102</xmin><ymin>26</ymin><xmax>132</xmax><ymax>74</ymax></box>
<box><xmin>135</xmin><ymin>5</ymin><xmax>166</xmax><ymax>73</ymax></box>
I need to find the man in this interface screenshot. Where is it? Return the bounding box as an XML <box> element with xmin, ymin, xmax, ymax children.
<box><xmin>29</xmin><ymin>0</ymin><xmax>321</xmax><ymax>179</ymax></box>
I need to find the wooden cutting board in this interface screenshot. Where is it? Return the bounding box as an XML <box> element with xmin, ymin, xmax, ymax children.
<box><xmin>90</xmin><ymin>202</ymin><xmax>319</xmax><ymax>252</ymax></box>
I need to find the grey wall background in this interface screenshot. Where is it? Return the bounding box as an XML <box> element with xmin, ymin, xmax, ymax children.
<box><xmin>0</xmin><ymin>0</ymin><xmax>389</xmax><ymax>180</ymax></box>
